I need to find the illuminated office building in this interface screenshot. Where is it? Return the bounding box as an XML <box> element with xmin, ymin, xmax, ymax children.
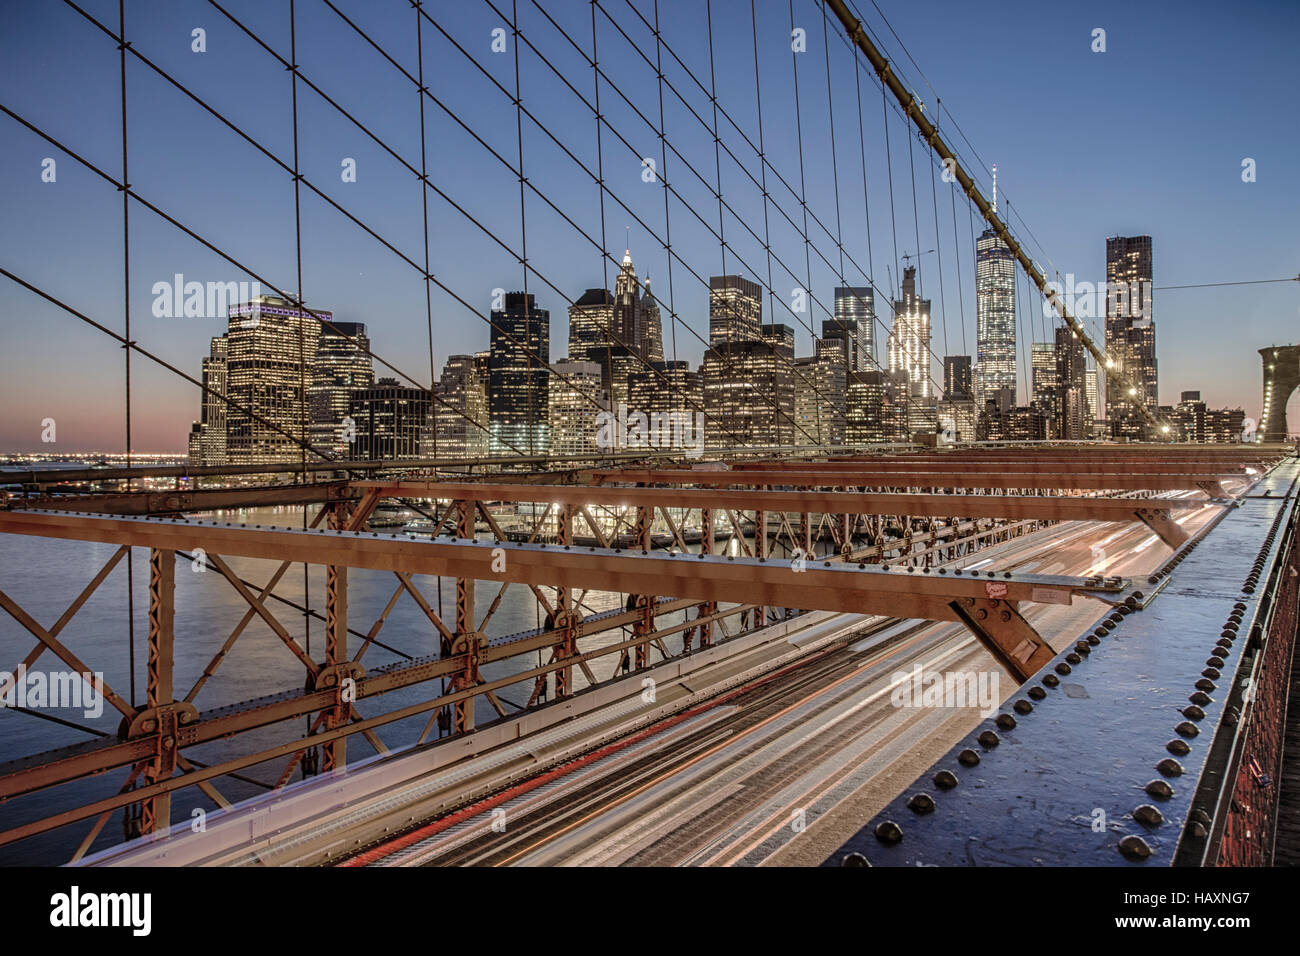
<box><xmin>975</xmin><ymin>228</ymin><xmax>1017</xmax><ymax>410</ymax></box>
<box><xmin>223</xmin><ymin>295</ymin><xmax>322</xmax><ymax>465</ymax></box>
<box><xmin>309</xmin><ymin>321</ymin><xmax>373</xmax><ymax>458</ymax></box>
<box><xmin>1104</xmin><ymin>235</ymin><xmax>1157</xmax><ymax>438</ymax></box>
<box><xmin>433</xmin><ymin>354</ymin><xmax>489</xmax><ymax>459</ymax></box>
<box><xmin>888</xmin><ymin>266</ymin><xmax>934</xmax><ymax>433</ymax></box>
<box><xmin>488</xmin><ymin>292</ymin><xmax>550</xmax><ymax>455</ymax></box>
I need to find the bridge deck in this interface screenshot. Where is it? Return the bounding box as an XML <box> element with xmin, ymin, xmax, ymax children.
<box><xmin>824</xmin><ymin>458</ymin><xmax>1299</xmax><ymax>866</ymax></box>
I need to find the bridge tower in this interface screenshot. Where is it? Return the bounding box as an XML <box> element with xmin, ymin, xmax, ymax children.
<box><xmin>1259</xmin><ymin>344</ymin><xmax>1300</xmax><ymax>441</ymax></box>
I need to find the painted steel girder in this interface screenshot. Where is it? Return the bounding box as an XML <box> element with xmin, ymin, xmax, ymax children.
<box><xmin>0</xmin><ymin>511</ymin><xmax>1126</xmax><ymax>622</ymax></box>
<box><xmin>8</xmin><ymin>482</ymin><xmax>360</xmax><ymax>516</ymax></box>
<box><xmin>587</xmin><ymin>469</ymin><xmax>1238</xmax><ymax>493</ymax></box>
<box><xmin>360</xmin><ymin>480</ymin><xmax>1194</xmax><ymax>526</ymax></box>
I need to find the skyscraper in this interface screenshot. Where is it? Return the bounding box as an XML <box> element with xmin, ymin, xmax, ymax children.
<box><xmin>570</xmin><ymin>250</ymin><xmax>664</xmax><ymax>367</ymax></box>
<box><xmin>1031</xmin><ymin>341</ymin><xmax>1059</xmax><ymax>437</ymax></box>
<box><xmin>888</xmin><ymin>266</ymin><xmax>933</xmax><ymax>433</ymax></box>
<box><xmin>1055</xmin><ymin>325</ymin><xmax>1088</xmax><ymax>440</ymax></box>
<box><xmin>628</xmin><ymin>361</ymin><xmax>700</xmax><ymax>421</ymax></box>
<box><xmin>191</xmin><ymin>336</ymin><xmax>228</xmax><ymax>466</ymax></box>
<box><xmin>943</xmin><ymin>355</ymin><xmax>973</xmax><ymax>401</ymax></box>
<box><xmin>1104</xmin><ymin>235</ymin><xmax>1157</xmax><ymax>438</ymax></box>
<box><xmin>1175</xmin><ymin>390</ymin><xmax>1207</xmax><ymax>443</ymax></box>
<box><xmin>833</xmin><ymin>286</ymin><xmax>876</xmax><ymax>371</ymax></box>
<box><xmin>701</xmin><ymin>336</ymin><xmax>793</xmax><ymax>450</ymax></box>
<box><xmin>223</xmin><ymin>295</ymin><xmax>322</xmax><ymax>465</ymax></box>
<box><xmin>488</xmin><ymin>291</ymin><xmax>550</xmax><ymax>455</ymax></box>
<box><xmin>350</xmin><ymin>378</ymin><xmax>431</xmax><ymax>460</ymax></box>
<box><xmin>548</xmin><ymin>358</ymin><xmax>606</xmax><ymax>457</ymax></box>
<box><xmin>708</xmin><ymin>275</ymin><xmax>762</xmax><ymax>347</ymax></box>
<box><xmin>309</xmin><ymin>321</ymin><xmax>373</xmax><ymax>458</ymax></box>
<box><xmin>567</xmin><ymin>288</ymin><xmax>616</xmax><ymax>361</ymax></box>
<box><xmin>433</xmin><ymin>354</ymin><xmax>489</xmax><ymax>459</ymax></box>
<box><xmin>795</xmin><ymin>355</ymin><xmax>847</xmax><ymax>447</ymax></box>
<box><xmin>641</xmin><ymin>277</ymin><xmax>665</xmax><ymax>365</ymax></box>
<box><xmin>975</xmin><ymin>227</ymin><xmax>1017</xmax><ymax>410</ymax></box>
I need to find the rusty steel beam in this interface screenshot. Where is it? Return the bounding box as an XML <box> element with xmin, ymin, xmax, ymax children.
<box><xmin>0</xmin><ymin>592</ymin><xmax>707</xmax><ymax>803</ymax></box>
<box><xmin>360</xmin><ymin>480</ymin><xmax>1196</xmax><ymax>530</ymax></box>
<box><xmin>726</xmin><ymin>460</ymin><xmax>1250</xmax><ymax>476</ymax></box>
<box><xmin>0</xmin><ymin>599</ymin><xmax>768</xmax><ymax>849</ymax></box>
<box><xmin>6</xmin><ymin>482</ymin><xmax>361</xmax><ymax>515</ymax></box>
<box><xmin>950</xmin><ymin>596</ymin><xmax>1055</xmax><ymax>681</ymax></box>
<box><xmin>140</xmin><ymin>547</ymin><xmax>176</xmax><ymax>837</ymax></box>
<box><xmin>587</xmin><ymin>469</ymin><xmax>1237</xmax><ymax>493</ymax></box>
<box><xmin>0</xmin><ymin>510</ymin><xmax>1125</xmax><ymax>620</ymax></box>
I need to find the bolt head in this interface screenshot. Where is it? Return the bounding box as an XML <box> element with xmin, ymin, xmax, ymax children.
<box><xmin>874</xmin><ymin>820</ymin><xmax>904</xmax><ymax>844</ymax></box>
<box><xmin>907</xmin><ymin>792</ymin><xmax>936</xmax><ymax>814</ymax></box>
<box><xmin>1118</xmin><ymin>835</ymin><xmax>1153</xmax><ymax>860</ymax></box>
<box><xmin>1145</xmin><ymin>779</ymin><xmax>1174</xmax><ymax>800</ymax></box>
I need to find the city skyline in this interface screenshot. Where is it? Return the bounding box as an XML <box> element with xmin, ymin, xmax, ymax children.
<box><xmin>1</xmin><ymin>0</ymin><xmax>1297</xmax><ymax>453</ymax></box>
<box><xmin>181</xmin><ymin>232</ymin><xmax>1261</xmax><ymax>467</ymax></box>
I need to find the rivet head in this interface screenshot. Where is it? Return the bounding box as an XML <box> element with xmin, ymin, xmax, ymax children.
<box><xmin>957</xmin><ymin>748</ymin><xmax>980</xmax><ymax>767</ymax></box>
<box><xmin>1201</xmin><ymin>668</ymin><xmax>1220</xmax><ymax>680</ymax></box>
<box><xmin>1086</xmin><ymin>635</ymin><xmax>1101</xmax><ymax>646</ymax></box>
<box><xmin>1042</xmin><ymin>674</ymin><xmax>1060</xmax><ymax>688</ymax></box>
<box><xmin>1156</xmin><ymin>757</ymin><xmax>1185</xmax><ymax>777</ymax></box>
<box><xmin>1066</xmin><ymin>652</ymin><xmax>1082</xmax><ymax>665</ymax></box>
<box><xmin>874</xmin><ymin>820</ymin><xmax>904</xmax><ymax>844</ymax></box>
<box><xmin>1054</xmin><ymin>662</ymin><xmax>1072</xmax><ymax>675</ymax></box>
<box><xmin>1183</xmin><ymin>704</ymin><xmax>1206</xmax><ymax>720</ymax></box>
<box><xmin>1013</xmin><ymin>699</ymin><xmax>1033</xmax><ymax>715</ymax></box>
<box><xmin>907</xmin><ymin>792</ymin><xmax>936</xmax><ymax>814</ymax></box>
<box><xmin>1118</xmin><ymin>835</ymin><xmax>1153</xmax><ymax>860</ymax></box>
<box><xmin>1145</xmin><ymin>779</ymin><xmax>1174</xmax><ymax>800</ymax></box>
<box><xmin>1027</xmin><ymin>686</ymin><xmax>1047</xmax><ymax>700</ymax></box>
<box><xmin>977</xmin><ymin>730</ymin><xmax>1000</xmax><ymax>749</ymax></box>
<box><xmin>1166</xmin><ymin>738</ymin><xmax>1191</xmax><ymax>756</ymax></box>
<box><xmin>1075</xmin><ymin>642</ymin><xmax>1092</xmax><ymax>655</ymax></box>
<box><xmin>840</xmin><ymin>852</ymin><xmax>871</xmax><ymax>867</ymax></box>
<box><xmin>995</xmin><ymin>713</ymin><xmax>1016</xmax><ymax>730</ymax></box>
<box><xmin>1188</xmin><ymin>691</ymin><xmax>1213</xmax><ymax>707</ymax></box>
<box><xmin>1174</xmin><ymin>721</ymin><xmax>1200</xmax><ymax>738</ymax></box>
<box><xmin>1207</xmin><ymin>656</ymin><xmax>1225</xmax><ymax>668</ymax></box>
<box><xmin>1134</xmin><ymin>804</ymin><xmax>1164</xmax><ymax>827</ymax></box>
<box><xmin>933</xmin><ymin>770</ymin><xmax>958</xmax><ymax>789</ymax></box>
<box><xmin>1194</xmin><ymin>678</ymin><xmax>1216</xmax><ymax>692</ymax></box>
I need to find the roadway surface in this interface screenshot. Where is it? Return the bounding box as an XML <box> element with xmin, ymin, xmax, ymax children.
<box><xmin>334</xmin><ymin>490</ymin><xmax>1232</xmax><ymax>867</ymax></box>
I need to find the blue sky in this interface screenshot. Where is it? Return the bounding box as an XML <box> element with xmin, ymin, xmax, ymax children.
<box><xmin>1</xmin><ymin>0</ymin><xmax>1296</xmax><ymax>451</ymax></box>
